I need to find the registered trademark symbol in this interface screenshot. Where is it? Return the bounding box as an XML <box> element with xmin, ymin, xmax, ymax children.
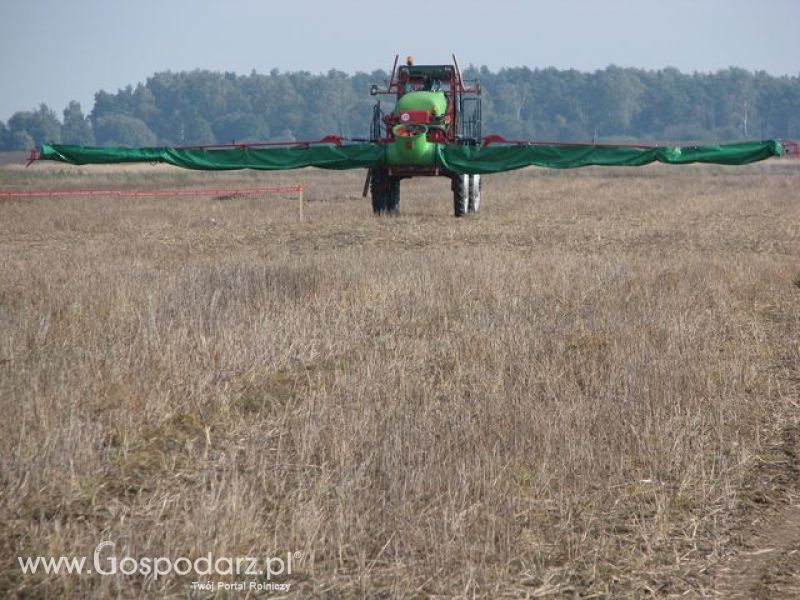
<box><xmin>293</xmin><ymin>551</ymin><xmax>302</xmax><ymax>560</ymax></box>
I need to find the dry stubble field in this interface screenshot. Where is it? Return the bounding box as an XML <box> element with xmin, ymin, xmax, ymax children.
<box><xmin>1</xmin><ymin>157</ymin><xmax>799</xmax><ymax>598</ymax></box>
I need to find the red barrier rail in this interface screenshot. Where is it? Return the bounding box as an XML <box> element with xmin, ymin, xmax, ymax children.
<box><xmin>482</xmin><ymin>134</ymin><xmax>659</xmax><ymax>149</ymax></box>
<box><xmin>0</xmin><ymin>184</ymin><xmax>307</xmax><ymax>219</ymax></box>
<box><xmin>0</xmin><ymin>185</ymin><xmax>303</xmax><ymax>198</ymax></box>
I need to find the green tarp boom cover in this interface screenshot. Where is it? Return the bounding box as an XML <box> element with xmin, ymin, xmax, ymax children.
<box><xmin>40</xmin><ymin>140</ymin><xmax>783</xmax><ymax>173</ymax></box>
<box><xmin>39</xmin><ymin>143</ymin><xmax>383</xmax><ymax>171</ymax></box>
<box><xmin>437</xmin><ymin>140</ymin><xmax>783</xmax><ymax>173</ymax></box>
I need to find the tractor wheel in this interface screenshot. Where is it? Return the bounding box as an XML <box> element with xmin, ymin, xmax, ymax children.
<box><xmin>371</xmin><ymin>168</ymin><xmax>388</xmax><ymax>214</ymax></box>
<box><xmin>468</xmin><ymin>174</ymin><xmax>481</xmax><ymax>213</ymax></box>
<box><xmin>452</xmin><ymin>173</ymin><xmax>468</xmax><ymax>217</ymax></box>
<box><xmin>385</xmin><ymin>176</ymin><xmax>400</xmax><ymax>214</ymax></box>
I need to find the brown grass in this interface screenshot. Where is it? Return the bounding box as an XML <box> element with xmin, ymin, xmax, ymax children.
<box><xmin>1</xmin><ymin>159</ymin><xmax>799</xmax><ymax>598</ymax></box>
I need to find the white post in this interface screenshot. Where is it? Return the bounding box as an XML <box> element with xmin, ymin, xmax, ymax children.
<box><xmin>298</xmin><ymin>185</ymin><xmax>304</xmax><ymax>221</ymax></box>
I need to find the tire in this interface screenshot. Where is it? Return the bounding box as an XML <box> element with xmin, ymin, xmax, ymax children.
<box><xmin>468</xmin><ymin>174</ymin><xmax>481</xmax><ymax>213</ymax></box>
<box><xmin>371</xmin><ymin>169</ymin><xmax>400</xmax><ymax>215</ymax></box>
<box><xmin>386</xmin><ymin>176</ymin><xmax>400</xmax><ymax>214</ymax></box>
<box><xmin>452</xmin><ymin>173</ymin><xmax>468</xmax><ymax>217</ymax></box>
<box><xmin>371</xmin><ymin>168</ymin><xmax>387</xmax><ymax>214</ymax></box>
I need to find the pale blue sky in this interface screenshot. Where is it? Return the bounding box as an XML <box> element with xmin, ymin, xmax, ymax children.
<box><xmin>1</xmin><ymin>0</ymin><xmax>798</xmax><ymax>122</ymax></box>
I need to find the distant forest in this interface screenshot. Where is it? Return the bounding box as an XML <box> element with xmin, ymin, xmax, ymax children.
<box><xmin>2</xmin><ymin>65</ymin><xmax>799</xmax><ymax>149</ymax></box>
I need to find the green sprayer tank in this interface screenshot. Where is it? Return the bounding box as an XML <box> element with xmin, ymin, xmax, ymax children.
<box><xmin>395</xmin><ymin>91</ymin><xmax>448</xmax><ymax>115</ymax></box>
<box><xmin>386</xmin><ymin>91</ymin><xmax>447</xmax><ymax>166</ymax></box>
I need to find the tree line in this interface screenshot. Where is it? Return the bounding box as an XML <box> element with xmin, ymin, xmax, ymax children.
<box><xmin>2</xmin><ymin>65</ymin><xmax>798</xmax><ymax>150</ymax></box>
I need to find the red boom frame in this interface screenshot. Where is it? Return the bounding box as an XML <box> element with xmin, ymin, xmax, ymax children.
<box><xmin>369</xmin><ymin>54</ymin><xmax>481</xmax><ymax>177</ymax></box>
<box><xmin>371</xmin><ymin>54</ymin><xmax>479</xmax><ymax>145</ymax></box>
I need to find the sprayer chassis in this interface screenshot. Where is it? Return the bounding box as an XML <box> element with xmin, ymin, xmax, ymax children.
<box><xmin>367</xmin><ymin>55</ymin><xmax>481</xmax><ymax>216</ymax></box>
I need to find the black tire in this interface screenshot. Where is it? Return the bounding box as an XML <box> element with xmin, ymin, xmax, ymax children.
<box><xmin>386</xmin><ymin>176</ymin><xmax>400</xmax><ymax>214</ymax></box>
<box><xmin>371</xmin><ymin>169</ymin><xmax>400</xmax><ymax>215</ymax></box>
<box><xmin>468</xmin><ymin>174</ymin><xmax>481</xmax><ymax>213</ymax></box>
<box><xmin>371</xmin><ymin>168</ymin><xmax>388</xmax><ymax>214</ymax></box>
<box><xmin>452</xmin><ymin>173</ymin><xmax>468</xmax><ymax>217</ymax></box>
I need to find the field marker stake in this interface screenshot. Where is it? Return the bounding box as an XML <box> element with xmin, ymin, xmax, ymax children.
<box><xmin>298</xmin><ymin>185</ymin><xmax>304</xmax><ymax>221</ymax></box>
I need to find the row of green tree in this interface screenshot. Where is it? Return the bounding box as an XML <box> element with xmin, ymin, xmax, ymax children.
<box><xmin>2</xmin><ymin>65</ymin><xmax>798</xmax><ymax>149</ymax></box>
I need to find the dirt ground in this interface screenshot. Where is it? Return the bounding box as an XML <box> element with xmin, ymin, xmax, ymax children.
<box><xmin>1</xmin><ymin>158</ymin><xmax>799</xmax><ymax>597</ymax></box>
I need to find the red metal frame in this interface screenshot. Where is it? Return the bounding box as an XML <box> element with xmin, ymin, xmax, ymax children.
<box><xmin>378</xmin><ymin>69</ymin><xmax>458</xmax><ymax>144</ymax></box>
<box><xmin>173</xmin><ymin>135</ymin><xmax>344</xmax><ymax>150</ymax></box>
<box><xmin>371</xmin><ymin>54</ymin><xmax>479</xmax><ymax>146</ymax></box>
<box><xmin>371</xmin><ymin>54</ymin><xmax>482</xmax><ymax>177</ymax></box>
<box><xmin>0</xmin><ymin>185</ymin><xmax>303</xmax><ymax>198</ymax></box>
<box><xmin>481</xmin><ymin>134</ymin><xmax>655</xmax><ymax>149</ymax></box>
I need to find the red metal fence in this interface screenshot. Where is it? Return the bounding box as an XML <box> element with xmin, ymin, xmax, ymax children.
<box><xmin>0</xmin><ymin>184</ymin><xmax>307</xmax><ymax>218</ymax></box>
<box><xmin>0</xmin><ymin>185</ymin><xmax>303</xmax><ymax>198</ymax></box>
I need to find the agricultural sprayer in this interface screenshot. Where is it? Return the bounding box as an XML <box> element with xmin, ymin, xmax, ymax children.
<box><xmin>31</xmin><ymin>54</ymin><xmax>796</xmax><ymax>217</ymax></box>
